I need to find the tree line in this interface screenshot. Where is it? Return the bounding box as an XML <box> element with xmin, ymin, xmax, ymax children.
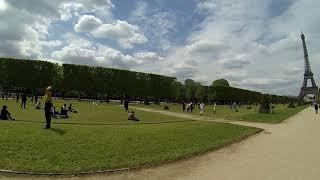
<box><xmin>0</xmin><ymin>58</ymin><xmax>298</xmax><ymax>104</ymax></box>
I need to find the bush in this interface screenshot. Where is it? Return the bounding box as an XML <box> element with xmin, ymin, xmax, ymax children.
<box><xmin>259</xmin><ymin>95</ymin><xmax>271</xmax><ymax>114</ymax></box>
<box><xmin>288</xmin><ymin>102</ymin><xmax>296</xmax><ymax>108</ymax></box>
<box><xmin>164</xmin><ymin>105</ymin><xmax>170</xmax><ymax>110</ymax></box>
<box><xmin>297</xmin><ymin>100</ymin><xmax>306</xmax><ymax>106</ymax></box>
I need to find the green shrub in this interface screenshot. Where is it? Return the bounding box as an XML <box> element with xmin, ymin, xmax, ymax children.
<box><xmin>259</xmin><ymin>95</ymin><xmax>271</xmax><ymax>114</ymax></box>
<box><xmin>288</xmin><ymin>102</ymin><xmax>296</xmax><ymax>108</ymax></box>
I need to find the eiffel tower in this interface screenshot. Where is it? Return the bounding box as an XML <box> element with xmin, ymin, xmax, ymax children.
<box><xmin>298</xmin><ymin>32</ymin><xmax>319</xmax><ymax>100</ymax></box>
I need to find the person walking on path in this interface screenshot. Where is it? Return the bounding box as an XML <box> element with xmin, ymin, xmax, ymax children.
<box><xmin>182</xmin><ymin>102</ymin><xmax>186</xmax><ymax>112</ymax></box>
<box><xmin>21</xmin><ymin>93</ymin><xmax>27</xmax><ymax>109</ymax></box>
<box><xmin>314</xmin><ymin>103</ymin><xmax>319</xmax><ymax>114</ymax></box>
<box><xmin>213</xmin><ymin>102</ymin><xmax>217</xmax><ymax>114</ymax></box>
<box><xmin>44</xmin><ymin>86</ymin><xmax>53</xmax><ymax>129</ymax></box>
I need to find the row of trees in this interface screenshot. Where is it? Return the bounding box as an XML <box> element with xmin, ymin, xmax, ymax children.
<box><xmin>0</xmin><ymin>58</ymin><xmax>298</xmax><ymax>104</ymax></box>
<box><xmin>0</xmin><ymin>58</ymin><xmax>178</xmax><ymax>101</ymax></box>
<box><xmin>179</xmin><ymin>79</ymin><xmax>298</xmax><ymax>104</ymax></box>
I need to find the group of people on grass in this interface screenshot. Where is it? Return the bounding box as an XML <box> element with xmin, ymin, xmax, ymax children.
<box><xmin>50</xmin><ymin>103</ymin><xmax>75</xmax><ymax>119</ymax></box>
<box><xmin>43</xmin><ymin>86</ymin><xmax>75</xmax><ymax>128</ymax></box>
<box><xmin>182</xmin><ymin>102</ymin><xmax>206</xmax><ymax>115</ymax></box>
<box><xmin>230</xmin><ymin>101</ymin><xmax>240</xmax><ymax>112</ymax></box>
<box><xmin>0</xmin><ymin>86</ymin><xmax>77</xmax><ymax>128</ymax></box>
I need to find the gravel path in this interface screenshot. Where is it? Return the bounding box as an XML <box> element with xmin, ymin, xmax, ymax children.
<box><xmin>3</xmin><ymin>107</ymin><xmax>317</xmax><ymax>180</ymax></box>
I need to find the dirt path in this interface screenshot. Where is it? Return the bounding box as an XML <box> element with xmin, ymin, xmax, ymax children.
<box><xmin>3</xmin><ymin>107</ymin><xmax>318</xmax><ymax>180</ymax></box>
<box><xmin>130</xmin><ymin>106</ymin><xmax>275</xmax><ymax>130</ymax></box>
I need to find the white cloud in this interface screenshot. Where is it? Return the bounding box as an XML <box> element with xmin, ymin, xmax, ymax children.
<box><xmin>0</xmin><ymin>0</ymin><xmax>7</xmax><ymax>11</ymax></box>
<box><xmin>96</xmin><ymin>44</ymin><xmax>137</xmax><ymax>68</ymax></box>
<box><xmin>50</xmin><ymin>35</ymin><xmax>150</xmax><ymax>69</ymax></box>
<box><xmin>220</xmin><ymin>55</ymin><xmax>251</xmax><ymax>69</ymax></box>
<box><xmin>91</xmin><ymin>20</ymin><xmax>148</xmax><ymax>49</ymax></box>
<box><xmin>75</xmin><ymin>15</ymin><xmax>103</xmax><ymax>32</ymax></box>
<box><xmin>133</xmin><ymin>52</ymin><xmax>164</xmax><ymax>63</ymax></box>
<box><xmin>129</xmin><ymin>1</ymin><xmax>176</xmax><ymax>51</ymax></box>
<box><xmin>58</xmin><ymin>3</ymin><xmax>83</xmax><ymax>21</ymax></box>
<box><xmin>1</xmin><ymin>0</ymin><xmax>320</xmax><ymax>96</ymax></box>
<box><xmin>160</xmin><ymin>0</ymin><xmax>320</xmax><ymax>95</ymax></box>
<box><xmin>40</xmin><ymin>40</ymin><xmax>62</xmax><ymax>47</ymax></box>
<box><xmin>196</xmin><ymin>0</ymin><xmax>217</xmax><ymax>13</ymax></box>
<box><xmin>51</xmin><ymin>45</ymin><xmax>97</xmax><ymax>64</ymax></box>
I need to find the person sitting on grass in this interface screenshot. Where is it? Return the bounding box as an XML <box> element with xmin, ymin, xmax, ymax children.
<box><xmin>0</xmin><ymin>105</ymin><xmax>15</xmax><ymax>120</ymax></box>
<box><xmin>128</xmin><ymin>111</ymin><xmax>139</xmax><ymax>121</ymax></box>
<box><xmin>51</xmin><ymin>106</ymin><xmax>60</xmax><ymax>118</ymax></box>
<box><xmin>60</xmin><ymin>104</ymin><xmax>69</xmax><ymax>118</ymax></box>
<box><xmin>67</xmin><ymin>103</ymin><xmax>78</xmax><ymax>113</ymax></box>
<box><xmin>35</xmin><ymin>102</ymin><xmax>41</xmax><ymax>109</ymax></box>
<box><xmin>68</xmin><ymin>103</ymin><xmax>73</xmax><ymax>112</ymax></box>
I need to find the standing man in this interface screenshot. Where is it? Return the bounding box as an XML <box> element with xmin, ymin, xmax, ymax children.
<box><xmin>21</xmin><ymin>93</ymin><xmax>27</xmax><ymax>109</ymax></box>
<box><xmin>314</xmin><ymin>103</ymin><xmax>319</xmax><ymax>114</ymax></box>
<box><xmin>199</xmin><ymin>102</ymin><xmax>205</xmax><ymax>115</ymax></box>
<box><xmin>124</xmin><ymin>98</ymin><xmax>129</xmax><ymax>112</ymax></box>
<box><xmin>44</xmin><ymin>86</ymin><xmax>53</xmax><ymax>129</ymax></box>
<box><xmin>182</xmin><ymin>101</ymin><xmax>186</xmax><ymax>112</ymax></box>
<box><xmin>213</xmin><ymin>102</ymin><xmax>217</xmax><ymax>114</ymax></box>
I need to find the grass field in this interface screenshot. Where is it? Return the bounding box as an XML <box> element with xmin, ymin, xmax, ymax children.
<box><xmin>132</xmin><ymin>103</ymin><xmax>308</xmax><ymax>124</ymax></box>
<box><xmin>229</xmin><ymin>105</ymin><xmax>308</xmax><ymax>123</ymax></box>
<box><xmin>0</xmin><ymin>99</ymin><xmax>259</xmax><ymax>174</ymax></box>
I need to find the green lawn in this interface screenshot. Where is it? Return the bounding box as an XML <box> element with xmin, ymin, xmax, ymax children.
<box><xmin>132</xmin><ymin>103</ymin><xmax>308</xmax><ymax>124</ymax></box>
<box><xmin>133</xmin><ymin>103</ymin><xmax>254</xmax><ymax>119</ymax></box>
<box><xmin>232</xmin><ymin>105</ymin><xmax>308</xmax><ymax>123</ymax></box>
<box><xmin>0</xmin><ymin>99</ymin><xmax>259</xmax><ymax>174</ymax></box>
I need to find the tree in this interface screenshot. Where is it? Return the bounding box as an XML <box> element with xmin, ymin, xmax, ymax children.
<box><xmin>212</xmin><ymin>79</ymin><xmax>230</xmax><ymax>87</ymax></box>
<box><xmin>195</xmin><ymin>85</ymin><xmax>206</xmax><ymax>102</ymax></box>
<box><xmin>259</xmin><ymin>94</ymin><xmax>271</xmax><ymax>114</ymax></box>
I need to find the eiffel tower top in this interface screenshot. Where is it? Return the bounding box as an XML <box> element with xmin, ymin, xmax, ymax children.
<box><xmin>301</xmin><ymin>32</ymin><xmax>312</xmax><ymax>74</ymax></box>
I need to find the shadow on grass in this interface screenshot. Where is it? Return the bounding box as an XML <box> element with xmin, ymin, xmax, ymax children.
<box><xmin>49</xmin><ymin>128</ymin><xmax>66</xmax><ymax>135</ymax></box>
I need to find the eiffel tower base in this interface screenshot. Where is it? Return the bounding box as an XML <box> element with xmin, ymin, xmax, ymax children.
<box><xmin>299</xmin><ymin>87</ymin><xmax>319</xmax><ymax>101</ymax></box>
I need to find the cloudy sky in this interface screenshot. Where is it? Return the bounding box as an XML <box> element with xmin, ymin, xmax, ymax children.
<box><xmin>0</xmin><ymin>0</ymin><xmax>319</xmax><ymax>96</ymax></box>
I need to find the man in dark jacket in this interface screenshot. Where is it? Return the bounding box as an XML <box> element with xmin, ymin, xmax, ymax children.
<box><xmin>21</xmin><ymin>93</ymin><xmax>27</xmax><ymax>109</ymax></box>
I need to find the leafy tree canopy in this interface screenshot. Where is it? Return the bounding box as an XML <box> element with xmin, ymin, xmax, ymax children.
<box><xmin>211</xmin><ymin>79</ymin><xmax>230</xmax><ymax>87</ymax></box>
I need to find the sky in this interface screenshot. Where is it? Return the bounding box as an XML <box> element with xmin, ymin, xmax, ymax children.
<box><xmin>0</xmin><ymin>0</ymin><xmax>319</xmax><ymax>96</ymax></box>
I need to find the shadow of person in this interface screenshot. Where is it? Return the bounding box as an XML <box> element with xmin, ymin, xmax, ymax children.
<box><xmin>49</xmin><ymin>128</ymin><xmax>66</xmax><ymax>135</ymax></box>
